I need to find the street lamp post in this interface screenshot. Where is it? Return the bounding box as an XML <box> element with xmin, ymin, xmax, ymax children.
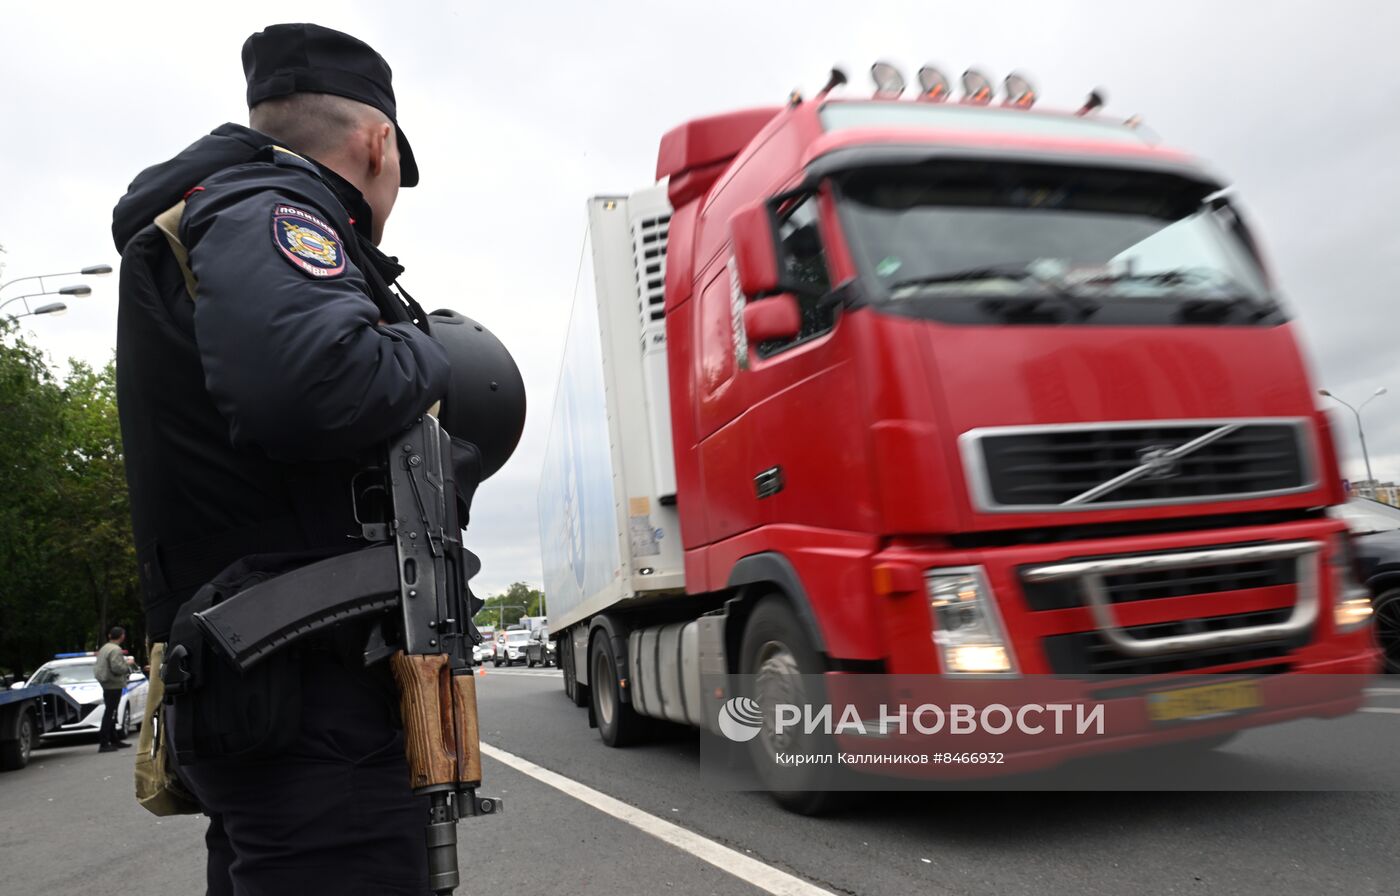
<box><xmin>494</xmin><ymin>604</ymin><xmax>527</xmax><ymax>630</ymax></box>
<box><xmin>1320</xmin><ymin>387</ymin><xmax>1388</xmax><ymax>494</ymax></box>
<box><xmin>0</xmin><ymin>265</ymin><xmax>111</xmax><ymax>322</ymax></box>
<box><xmin>8</xmin><ymin>302</ymin><xmax>67</xmax><ymax>321</ymax></box>
<box><xmin>0</xmin><ymin>264</ymin><xmax>112</xmax><ymax>294</ymax></box>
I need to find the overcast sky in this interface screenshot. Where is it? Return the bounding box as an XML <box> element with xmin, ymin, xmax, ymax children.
<box><xmin>3</xmin><ymin>0</ymin><xmax>1399</xmax><ymax>596</ymax></box>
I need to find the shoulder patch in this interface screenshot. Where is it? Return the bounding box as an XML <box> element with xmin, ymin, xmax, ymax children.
<box><xmin>271</xmin><ymin>204</ymin><xmax>346</xmax><ymax>278</ymax></box>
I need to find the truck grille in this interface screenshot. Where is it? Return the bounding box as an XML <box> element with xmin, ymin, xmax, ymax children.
<box><xmin>964</xmin><ymin>419</ymin><xmax>1312</xmax><ymax>511</ymax></box>
<box><xmin>1042</xmin><ymin>608</ymin><xmax>1304</xmax><ymax>675</ymax></box>
<box><xmin>1020</xmin><ymin>555</ymin><xmax>1296</xmax><ymax>611</ymax></box>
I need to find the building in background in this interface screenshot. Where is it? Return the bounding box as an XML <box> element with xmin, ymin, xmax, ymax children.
<box><xmin>1355</xmin><ymin>479</ymin><xmax>1400</xmax><ymax>506</ymax></box>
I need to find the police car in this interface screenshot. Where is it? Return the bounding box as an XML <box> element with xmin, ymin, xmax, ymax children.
<box><xmin>14</xmin><ymin>653</ymin><xmax>149</xmax><ymax>739</ymax></box>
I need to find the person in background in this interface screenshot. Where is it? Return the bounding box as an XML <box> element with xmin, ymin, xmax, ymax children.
<box><xmin>95</xmin><ymin>626</ymin><xmax>132</xmax><ymax>753</ymax></box>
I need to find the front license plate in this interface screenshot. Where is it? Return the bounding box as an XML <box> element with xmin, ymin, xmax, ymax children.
<box><xmin>1146</xmin><ymin>680</ymin><xmax>1261</xmax><ymax>723</ymax></box>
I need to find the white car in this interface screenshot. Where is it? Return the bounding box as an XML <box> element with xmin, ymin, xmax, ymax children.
<box><xmin>16</xmin><ymin>654</ymin><xmax>149</xmax><ymax>740</ymax></box>
<box><xmin>494</xmin><ymin>630</ymin><xmax>532</xmax><ymax>667</ymax></box>
<box><xmin>472</xmin><ymin>629</ymin><xmax>497</xmax><ymax>665</ymax></box>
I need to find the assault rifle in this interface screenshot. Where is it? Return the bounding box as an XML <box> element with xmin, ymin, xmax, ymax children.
<box><xmin>193</xmin><ymin>414</ymin><xmax>497</xmax><ymax>895</ymax></box>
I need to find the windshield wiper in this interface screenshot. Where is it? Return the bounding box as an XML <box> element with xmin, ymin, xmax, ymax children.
<box><xmin>1086</xmin><ymin>268</ymin><xmax>1224</xmax><ymax>288</ymax></box>
<box><xmin>1177</xmin><ymin>295</ymin><xmax>1265</xmax><ymax>322</ymax></box>
<box><xmin>888</xmin><ymin>264</ymin><xmax>1101</xmax><ymax>318</ymax></box>
<box><xmin>1078</xmin><ymin>268</ymin><xmax>1281</xmax><ymax>320</ymax></box>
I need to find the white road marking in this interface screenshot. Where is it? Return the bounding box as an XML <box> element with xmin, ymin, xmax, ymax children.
<box><xmin>1364</xmin><ymin>687</ymin><xmax>1400</xmax><ymax>696</ymax></box>
<box><xmin>1360</xmin><ymin>707</ymin><xmax>1400</xmax><ymax>714</ymax></box>
<box><xmin>478</xmin><ymin>669</ymin><xmax>561</xmax><ymax>678</ymax></box>
<box><xmin>479</xmin><ymin>742</ymin><xmax>838</xmax><ymax>896</ymax></box>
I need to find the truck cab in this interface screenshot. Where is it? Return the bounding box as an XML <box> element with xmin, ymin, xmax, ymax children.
<box><xmin>541</xmin><ymin>69</ymin><xmax>1379</xmax><ymax>811</ymax></box>
<box><xmin>659</xmin><ymin>89</ymin><xmax>1372</xmax><ymax>679</ymax></box>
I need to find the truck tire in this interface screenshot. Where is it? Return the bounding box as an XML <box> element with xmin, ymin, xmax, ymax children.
<box><xmin>740</xmin><ymin>596</ymin><xmax>848</xmax><ymax>816</ymax></box>
<box><xmin>563</xmin><ymin>637</ymin><xmax>589</xmax><ymax>707</ymax></box>
<box><xmin>1374</xmin><ymin>587</ymin><xmax>1400</xmax><ymax>674</ymax></box>
<box><xmin>0</xmin><ymin>709</ymin><xmax>35</xmax><ymax>771</ymax></box>
<box><xmin>589</xmin><ymin>632</ymin><xmax>646</xmax><ymax>747</ymax></box>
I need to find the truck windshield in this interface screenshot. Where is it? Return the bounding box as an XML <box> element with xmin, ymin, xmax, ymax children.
<box><xmin>837</xmin><ymin>164</ymin><xmax>1273</xmax><ymax>318</ymax></box>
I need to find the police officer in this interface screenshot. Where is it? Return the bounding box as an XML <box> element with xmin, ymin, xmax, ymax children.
<box><xmin>112</xmin><ymin>23</ymin><xmax>444</xmax><ymax>895</ymax></box>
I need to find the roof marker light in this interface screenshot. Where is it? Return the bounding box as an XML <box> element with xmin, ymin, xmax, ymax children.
<box><xmin>815</xmin><ymin>67</ymin><xmax>848</xmax><ymax>101</ymax></box>
<box><xmin>871</xmin><ymin>61</ymin><xmax>906</xmax><ymax>98</ymax></box>
<box><xmin>1002</xmin><ymin>71</ymin><xmax>1036</xmax><ymax>108</ymax></box>
<box><xmin>917</xmin><ymin>65</ymin><xmax>950</xmax><ymax>101</ymax></box>
<box><xmin>961</xmin><ymin>69</ymin><xmax>993</xmax><ymax>104</ymax></box>
<box><xmin>1077</xmin><ymin>89</ymin><xmax>1107</xmax><ymax>116</ymax></box>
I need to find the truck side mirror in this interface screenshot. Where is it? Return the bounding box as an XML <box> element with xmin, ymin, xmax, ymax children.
<box><xmin>743</xmin><ymin>294</ymin><xmax>801</xmax><ymax>344</ymax></box>
<box><xmin>730</xmin><ymin>202</ymin><xmax>781</xmax><ymax>297</ymax></box>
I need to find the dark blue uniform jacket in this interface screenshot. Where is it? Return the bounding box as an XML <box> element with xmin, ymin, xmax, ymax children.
<box><xmin>112</xmin><ymin>124</ymin><xmax>448</xmax><ymax>638</ymax></box>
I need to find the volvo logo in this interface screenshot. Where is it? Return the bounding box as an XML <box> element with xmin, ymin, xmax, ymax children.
<box><xmin>1136</xmin><ymin>444</ymin><xmax>1181</xmax><ymax>480</ymax></box>
<box><xmin>1062</xmin><ymin>423</ymin><xmax>1240</xmax><ymax>505</ymax></box>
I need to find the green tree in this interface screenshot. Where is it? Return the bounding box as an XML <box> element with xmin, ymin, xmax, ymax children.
<box><xmin>52</xmin><ymin>360</ymin><xmax>141</xmax><ymax>654</ymax></box>
<box><xmin>0</xmin><ymin>325</ymin><xmax>68</xmax><ymax>675</ymax></box>
<box><xmin>0</xmin><ymin>325</ymin><xmax>139</xmax><ymax>676</ymax></box>
<box><xmin>474</xmin><ymin>581</ymin><xmax>545</xmax><ymax>629</ymax></box>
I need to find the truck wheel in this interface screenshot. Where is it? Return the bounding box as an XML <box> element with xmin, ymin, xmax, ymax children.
<box><xmin>563</xmin><ymin>638</ymin><xmax>589</xmax><ymax>707</ymax></box>
<box><xmin>1374</xmin><ymin>587</ymin><xmax>1400</xmax><ymax>674</ymax></box>
<box><xmin>740</xmin><ymin>597</ymin><xmax>847</xmax><ymax>816</ymax></box>
<box><xmin>589</xmin><ymin>632</ymin><xmax>645</xmax><ymax>746</ymax></box>
<box><xmin>0</xmin><ymin>710</ymin><xmax>35</xmax><ymax>771</ymax></box>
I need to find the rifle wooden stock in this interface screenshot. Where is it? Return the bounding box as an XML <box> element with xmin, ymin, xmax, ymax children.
<box><xmin>390</xmin><ymin>652</ymin><xmax>482</xmax><ymax>790</ymax></box>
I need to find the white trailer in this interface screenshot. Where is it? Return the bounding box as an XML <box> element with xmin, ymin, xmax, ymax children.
<box><xmin>537</xmin><ymin>187</ymin><xmax>727</xmax><ymax>736</ymax></box>
<box><xmin>538</xmin><ymin>186</ymin><xmax>683</xmax><ymax>626</ymax></box>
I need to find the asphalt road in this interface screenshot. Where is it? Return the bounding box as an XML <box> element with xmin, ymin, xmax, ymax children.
<box><xmin>4</xmin><ymin>667</ymin><xmax>1397</xmax><ymax>896</ymax></box>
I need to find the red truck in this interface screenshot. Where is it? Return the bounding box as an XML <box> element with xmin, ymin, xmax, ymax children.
<box><xmin>537</xmin><ymin>65</ymin><xmax>1379</xmax><ymax>811</ymax></box>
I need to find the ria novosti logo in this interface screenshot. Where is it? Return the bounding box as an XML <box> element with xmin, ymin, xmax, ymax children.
<box><xmin>716</xmin><ymin>697</ymin><xmax>763</xmax><ymax>742</ymax></box>
<box><xmin>717</xmin><ymin>698</ymin><xmax>1107</xmax><ymax>742</ymax></box>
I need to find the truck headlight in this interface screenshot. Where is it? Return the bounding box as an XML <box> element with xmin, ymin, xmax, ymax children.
<box><xmin>926</xmin><ymin>566</ymin><xmax>1017</xmax><ymax>675</ymax></box>
<box><xmin>1331</xmin><ymin>534</ymin><xmax>1373</xmax><ymax>632</ymax></box>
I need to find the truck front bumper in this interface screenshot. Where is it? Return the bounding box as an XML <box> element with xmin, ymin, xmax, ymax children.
<box><xmin>840</xmin><ymin>515</ymin><xmax>1380</xmax><ymax>778</ymax></box>
<box><xmin>822</xmin><ymin>654</ymin><xmax>1376</xmax><ymax>780</ymax></box>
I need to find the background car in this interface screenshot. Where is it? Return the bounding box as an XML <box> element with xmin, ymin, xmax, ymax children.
<box><xmin>473</xmin><ymin>627</ymin><xmax>497</xmax><ymax>665</ymax></box>
<box><xmin>525</xmin><ymin>626</ymin><xmax>556</xmax><ymax>667</ymax></box>
<box><xmin>1334</xmin><ymin>496</ymin><xmax>1400</xmax><ymax>672</ymax></box>
<box><xmin>495</xmin><ymin>629</ymin><xmax>532</xmax><ymax>667</ymax></box>
<box><xmin>16</xmin><ymin>653</ymin><xmax>149</xmax><ymax>739</ymax></box>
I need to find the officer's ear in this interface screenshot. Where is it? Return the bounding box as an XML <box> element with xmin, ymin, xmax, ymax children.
<box><xmin>367</xmin><ymin>121</ymin><xmax>393</xmax><ymax>179</ymax></box>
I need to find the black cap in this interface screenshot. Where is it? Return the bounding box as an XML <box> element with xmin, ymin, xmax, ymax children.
<box><xmin>242</xmin><ymin>23</ymin><xmax>419</xmax><ymax>187</ymax></box>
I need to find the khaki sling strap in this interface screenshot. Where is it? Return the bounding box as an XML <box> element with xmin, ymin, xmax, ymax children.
<box><xmin>153</xmin><ymin>148</ymin><xmax>311</xmax><ymax>302</ymax></box>
<box><xmin>154</xmin><ymin>200</ymin><xmax>199</xmax><ymax>301</ymax></box>
<box><xmin>133</xmin><ymin>642</ymin><xmax>201</xmax><ymax>816</ymax></box>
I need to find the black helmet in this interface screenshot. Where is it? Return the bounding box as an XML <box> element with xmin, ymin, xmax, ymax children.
<box><xmin>428</xmin><ymin>310</ymin><xmax>525</xmax><ymax>480</ymax></box>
